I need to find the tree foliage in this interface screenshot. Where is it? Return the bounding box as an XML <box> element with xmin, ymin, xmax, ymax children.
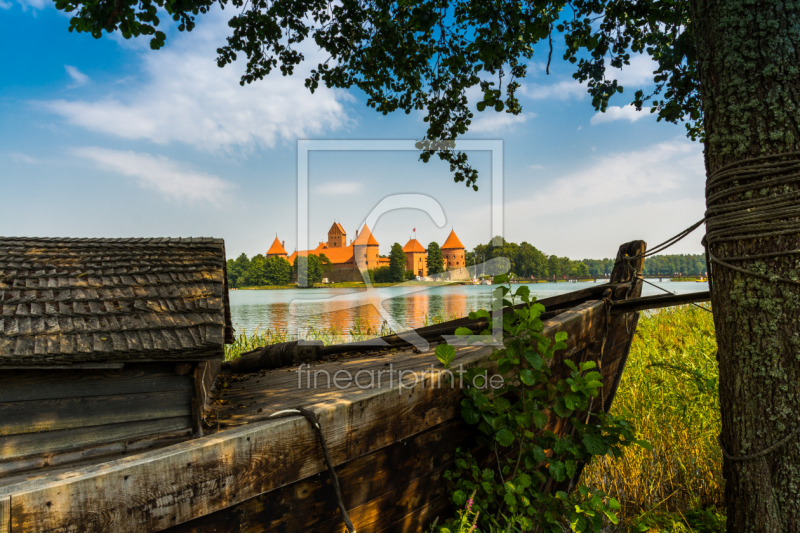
<box><xmin>388</xmin><ymin>243</ymin><xmax>407</xmax><ymax>282</ymax></box>
<box><xmin>426</xmin><ymin>241</ymin><xmax>445</xmax><ymax>275</ymax></box>
<box><xmin>293</xmin><ymin>253</ymin><xmax>326</xmax><ymax>285</ymax></box>
<box><xmin>53</xmin><ymin>0</ymin><xmax>700</xmax><ymax>187</ymax></box>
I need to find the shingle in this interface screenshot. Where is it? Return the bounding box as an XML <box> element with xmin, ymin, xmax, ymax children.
<box><xmin>0</xmin><ymin>237</ymin><xmax>231</xmax><ymax>364</ymax></box>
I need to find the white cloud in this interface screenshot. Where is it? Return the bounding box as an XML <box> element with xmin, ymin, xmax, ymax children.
<box><xmin>470</xmin><ymin>112</ymin><xmax>535</xmax><ymax>133</ymax></box>
<box><xmin>590</xmin><ymin>105</ymin><xmax>652</xmax><ymax>125</ymax></box>
<box><xmin>504</xmin><ymin>139</ymin><xmax>706</xmax><ymax>256</ymax></box>
<box><xmin>507</xmin><ymin>139</ymin><xmax>703</xmax><ymax>218</ymax></box>
<box><xmin>73</xmin><ymin>147</ymin><xmax>235</xmax><ymax>203</ymax></box>
<box><xmin>42</xmin><ymin>10</ymin><xmax>351</xmax><ymax>153</ymax></box>
<box><xmin>14</xmin><ymin>0</ymin><xmax>47</xmax><ymax>10</ymax></box>
<box><xmin>9</xmin><ymin>152</ymin><xmax>38</xmax><ymax>164</ymax></box>
<box><xmin>64</xmin><ymin>65</ymin><xmax>90</xmax><ymax>87</ymax></box>
<box><xmin>608</xmin><ymin>54</ymin><xmax>657</xmax><ymax>88</ymax></box>
<box><xmin>529</xmin><ymin>164</ymin><xmax>544</xmax><ymax>170</ymax></box>
<box><xmin>0</xmin><ymin>1</ymin><xmax>12</xmax><ymax>9</ymax></box>
<box><xmin>316</xmin><ymin>181</ymin><xmax>363</xmax><ymax>195</ymax></box>
<box><xmin>520</xmin><ymin>79</ymin><xmax>587</xmax><ymax>101</ymax></box>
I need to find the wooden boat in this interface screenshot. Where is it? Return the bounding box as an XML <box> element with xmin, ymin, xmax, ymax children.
<box><xmin>0</xmin><ymin>238</ymin><xmax>708</xmax><ymax>533</ymax></box>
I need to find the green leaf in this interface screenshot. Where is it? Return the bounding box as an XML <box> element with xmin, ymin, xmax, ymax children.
<box><xmin>582</xmin><ymin>433</ymin><xmax>607</xmax><ymax>455</ymax></box>
<box><xmin>602</xmin><ymin>508</ymin><xmax>619</xmax><ymax>525</ymax></box>
<box><xmin>524</xmin><ymin>349</ymin><xmax>543</xmax><ymax>370</ymax></box>
<box><xmin>519</xmin><ymin>368</ymin><xmax>537</xmax><ymax>385</ymax></box>
<box><xmin>580</xmin><ymin>361</ymin><xmax>597</xmax><ymax>371</ymax></box>
<box><xmin>453</xmin><ymin>489</ymin><xmax>467</xmax><ymax>506</ymax></box>
<box><xmin>454</xmin><ymin>327</ymin><xmax>473</xmax><ymax>336</ymax></box>
<box><xmin>635</xmin><ymin>439</ymin><xmax>653</xmax><ymax>451</ymax></box>
<box><xmin>435</xmin><ymin>343</ymin><xmax>455</xmax><ymax>368</ymax></box>
<box><xmin>549</xmin><ymin>461</ymin><xmax>566</xmax><ymax>482</ymax></box>
<box><xmin>496</xmin><ymin>427</ymin><xmax>515</xmax><ymax>447</ymax></box>
<box><xmin>532</xmin><ymin>410</ymin><xmax>548</xmax><ymax>429</ymax></box>
<box><xmin>494</xmin><ymin>274</ymin><xmax>509</xmax><ymax>284</ymax></box>
<box><xmin>555</xmin><ymin>331</ymin><xmax>568</xmax><ymax>343</ymax></box>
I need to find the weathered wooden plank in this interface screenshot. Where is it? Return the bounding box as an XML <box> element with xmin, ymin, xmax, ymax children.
<box><xmin>0</xmin><ymin>389</ymin><xmax>194</xmax><ymax>436</ymax></box>
<box><xmin>375</xmin><ymin>493</ymin><xmax>451</xmax><ymax>533</ymax></box>
<box><xmin>0</xmin><ymin>495</ymin><xmax>9</xmax><ymax>533</ymax></box>
<box><xmin>0</xmin><ymin>417</ymin><xmax>192</xmax><ymax>464</ymax></box>
<box><xmin>0</xmin><ymin>364</ymin><xmax>193</xmax><ymax>402</ymax></box>
<box><xmin>2</xmin><ymin>300</ymin><xmax>606</xmax><ymax>533</ymax></box>
<box><xmin>165</xmin><ymin>418</ymin><xmax>471</xmax><ymax>533</ymax></box>
<box><xmin>308</xmin><ymin>460</ymin><xmax>451</xmax><ymax>532</ymax></box>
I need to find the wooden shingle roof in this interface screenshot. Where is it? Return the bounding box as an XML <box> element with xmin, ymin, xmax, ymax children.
<box><xmin>0</xmin><ymin>237</ymin><xmax>233</xmax><ymax>366</ymax></box>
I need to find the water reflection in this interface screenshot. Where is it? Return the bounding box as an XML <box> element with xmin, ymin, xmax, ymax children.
<box><xmin>229</xmin><ymin>281</ymin><xmax>709</xmax><ymax>335</ymax></box>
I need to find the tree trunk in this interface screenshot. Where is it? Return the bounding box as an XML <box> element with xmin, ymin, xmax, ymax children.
<box><xmin>689</xmin><ymin>0</ymin><xmax>800</xmax><ymax>530</ymax></box>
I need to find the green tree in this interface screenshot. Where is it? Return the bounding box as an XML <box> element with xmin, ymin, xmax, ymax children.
<box><xmin>515</xmin><ymin>242</ymin><xmax>548</xmax><ymax>278</ymax></box>
<box><xmin>547</xmin><ymin>255</ymin><xmax>561</xmax><ymax>280</ymax></box>
<box><xmin>388</xmin><ymin>243</ymin><xmax>407</xmax><ymax>283</ymax></box>
<box><xmin>264</xmin><ymin>256</ymin><xmax>292</xmax><ymax>285</ymax></box>
<box><xmin>293</xmin><ymin>254</ymin><xmax>324</xmax><ymax>286</ymax></box>
<box><xmin>58</xmin><ymin>0</ymin><xmax>800</xmax><ymax>525</ymax></box>
<box><xmin>242</xmin><ymin>254</ymin><xmax>267</xmax><ymax>287</ymax></box>
<box><xmin>426</xmin><ymin>241</ymin><xmax>445</xmax><ymax>275</ymax></box>
<box><xmin>226</xmin><ymin>252</ymin><xmax>251</xmax><ymax>288</ymax></box>
<box><xmin>370</xmin><ymin>266</ymin><xmax>393</xmax><ymax>284</ymax></box>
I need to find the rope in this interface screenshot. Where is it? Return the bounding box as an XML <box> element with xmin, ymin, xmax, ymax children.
<box><xmin>270</xmin><ymin>407</ymin><xmax>357</xmax><ymax>532</ymax></box>
<box><xmin>705</xmin><ymin>150</ymin><xmax>800</xmax><ymax>286</ymax></box>
<box><xmin>617</xmin><ymin>219</ymin><xmax>706</xmax><ymax>264</ymax></box>
<box><xmin>640</xmin><ymin>278</ymin><xmax>712</xmax><ymax>313</ymax></box>
<box><xmin>717</xmin><ymin>428</ymin><xmax>800</xmax><ymax>462</ymax></box>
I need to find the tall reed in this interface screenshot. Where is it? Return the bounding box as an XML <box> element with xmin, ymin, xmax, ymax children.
<box><xmin>581</xmin><ymin>305</ymin><xmax>724</xmax><ymax>528</ymax></box>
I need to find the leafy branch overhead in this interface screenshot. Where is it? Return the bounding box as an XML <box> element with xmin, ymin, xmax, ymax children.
<box><xmin>54</xmin><ymin>0</ymin><xmax>702</xmax><ymax>188</ymax></box>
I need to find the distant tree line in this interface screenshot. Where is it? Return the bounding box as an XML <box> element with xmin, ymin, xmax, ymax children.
<box><xmin>226</xmin><ymin>253</ymin><xmax>330</xmax><ymax>288</ymax></box>
<box><xmin>227</xmin><ymin>245</ymin><xmax>708</xmax><ymax>287</ymax></box>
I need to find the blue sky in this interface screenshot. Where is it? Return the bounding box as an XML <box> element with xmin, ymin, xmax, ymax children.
<box><xmin>1</xmin><ymin>1</ymin><xmax>707</xmax><ymax>260</ymax></box>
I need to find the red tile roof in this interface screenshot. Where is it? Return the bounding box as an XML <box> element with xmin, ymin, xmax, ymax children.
<box><xmin>288</xmin><ymin>242</ymin><xmax>354</xmax><ymax>265</ymax></box>
<box><xmin>403</xmin><ymin>239</ymin><xmax>426</xmax><ymax>253</ymax></box>
<box><xmin>267</xmin><ymin>237</ymin><xmax>288</xmax><ymax>256</ymax></box>
<box><xmin>353</xmin><ymin>224</ymin><xmax>379</xmax><ymax>246</ymax></box>
<box><xmin>329</xmin><ymin>222</ymin><xmax>346</xmax><ymax>235</ymax></box>
<box><xmin>442</xmin><ymin>230</ymin><xmax>465</xmax><ymax>250</ymax></box>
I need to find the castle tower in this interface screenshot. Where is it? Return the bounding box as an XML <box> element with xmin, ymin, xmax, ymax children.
<box><xmin>266</xmin><ymin>236</ymin><xmax>288</xmax><ymax>259</ymax></box>
<box><xmin>352</xmin><ymin>224</ymin><xmax>380</xmax><ymax>270</ymax></box>
<box><xmin>403</xmin><ymin>238</ymin><xmax>427</xmax><ymax>277</ymax></box>
<box><xmin>327</xmin><ymin>222</ymin><xmax>347</xmax><ymax>248</ymax></box>
<box><xmin>441</xmin><ymin>230</ymin><xmax>466</xmax><ymax>271</ymax></box>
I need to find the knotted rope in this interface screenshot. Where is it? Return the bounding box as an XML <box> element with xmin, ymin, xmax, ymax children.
<box><xmin>705</xmin><ymin>150</ymin><xmax>800</xmax><ymax>286</ymax></box>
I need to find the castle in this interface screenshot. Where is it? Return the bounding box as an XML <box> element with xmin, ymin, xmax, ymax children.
<box><xmin>269</xmin><ymin>222</ymin><xmax>466</xmax><ymax>281</ymax></box>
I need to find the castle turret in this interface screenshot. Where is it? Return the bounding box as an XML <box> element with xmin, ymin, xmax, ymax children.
<box><xmin>266</xmin><ymin>237</ymin><xmax>288</xmax><ymax>259</ymax></box>
<box><xmin>441</xmin><ymin>230</ymin><xmax>465</xmax><ymax>271</ymax></box>
<box><xmin>327</xmin><ymin>222</ymin><xmax>347</xmax><ymax>248</ymax></box>
<box><xmin>353</xmin><ymin>224</ymin><xmax>380</xmax><ymax>269</ymax></box>
<box><xmin>403</xmin><ymin>239</ymin><xmax>427</xmax><ymax>277</ymax></box>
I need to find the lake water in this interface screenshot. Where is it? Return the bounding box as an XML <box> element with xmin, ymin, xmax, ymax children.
<box><xmin>228</xmin><ymin>280</ymin><xmax>709</xmax><ymax>336</ymax></box>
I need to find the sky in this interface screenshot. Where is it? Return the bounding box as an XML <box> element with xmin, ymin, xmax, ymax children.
<box><xmin>0</xmin><ymin>1</ymin><xmax>708</xmax><ymax>261</ymax></box>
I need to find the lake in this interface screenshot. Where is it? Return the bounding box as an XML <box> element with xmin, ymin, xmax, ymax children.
<box><xmin>228</xmin><ymin>280</ymin><xmax>709</xmax><ymax>336</ymax></box>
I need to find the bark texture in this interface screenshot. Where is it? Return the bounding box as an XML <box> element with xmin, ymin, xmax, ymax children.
<box><xmin>689</xmin><ymin>0</ymin><xmax>800</xmax><ymax>530</ymax></box>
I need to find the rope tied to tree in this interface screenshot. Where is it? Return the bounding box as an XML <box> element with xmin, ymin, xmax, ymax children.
<box><xmin>705</xmin><ymin>150</ymin><xmax>800</xmax><ymax>286</ymax></box>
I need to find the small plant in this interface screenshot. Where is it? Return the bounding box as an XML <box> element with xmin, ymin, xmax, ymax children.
<box><xmin>434</xmin><ymin>276</ymin><xmax>648</xmax><ymax>532</ymax></box>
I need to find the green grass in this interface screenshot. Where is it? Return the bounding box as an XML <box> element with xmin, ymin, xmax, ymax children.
<box><xmin>581</xmin><ymin>305</ymin><xmax>724</xmax><ymax>531</ymax></box>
